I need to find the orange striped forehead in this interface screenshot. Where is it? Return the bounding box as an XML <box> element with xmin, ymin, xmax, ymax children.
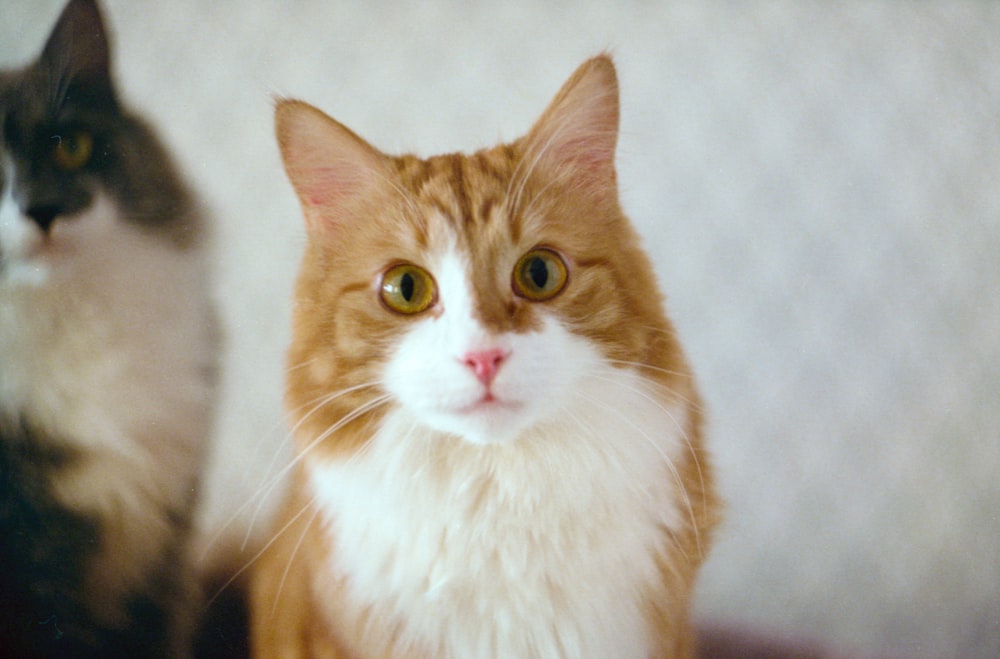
<box><xmin>391</xmin><ymin>147</ymin><xmax>520</xmax><ymax>242</ymax></box>
<box><xmin>311</xmin><ymin>138</ymin><xmax>670</xmax><ymax>354</ymax></box>
<box><xmin>386</xmin><ymin>146</ymin><xmax>545</xmax><ymax>335</ymax></box>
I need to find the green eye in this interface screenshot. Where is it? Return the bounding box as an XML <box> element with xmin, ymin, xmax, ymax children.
<box><xmin>52</xmin><ymin>131</ymin><xmax>94</xmax><ymax>170</ymax></box>
<box><xmin>512</xmin><ymin>248</ymin><xmax>568</xmax><ymax>301</ymax></box>
<box><xmin>380</xmin><ymin>263</ymin><xmax>437</xmax><ymax>314</ymax></box>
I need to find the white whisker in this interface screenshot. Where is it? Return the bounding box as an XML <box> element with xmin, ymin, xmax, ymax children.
<box><xmin>246</xmin><ymin>390</ymin><xmax>392</xmax><ymax>536</ymax></box>
<box><xmin>603</xmin><ymin>358</ymin><xmax>703</xmax><ymax>412</ymax></box>
<box><xmin>199</xmin><ymin>381</ymin><xmax>387</xmax><ymax>562</ymax></box>
<box><xmin>208</xmin><ymin>490</ymin><xmax>320</xmax><ymax>608</ymax></box>
<box><xmin>369</xmin><ymin>166</ymin><xmax>422</xmax><ymax>219</ymax></box>
<box><xmin>209</xmin><ymin>390</ymin><xmax>392</xmax><ymax>604</ymax></box>
<box><xmin>272</xmin><ymin>499</ymin><xmax>324</xmax><ymax>618</ymax></box>
<box><xmin>573</xmin><ymin>373</ymin><xmax>705</xmax><ymax>558</ymax></box>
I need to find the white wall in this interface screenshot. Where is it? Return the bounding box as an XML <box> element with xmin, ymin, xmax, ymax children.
<box><xmin>4</xmin><ymin>2</ymin><xmax>998</xmax><ymax>656</ymax></box>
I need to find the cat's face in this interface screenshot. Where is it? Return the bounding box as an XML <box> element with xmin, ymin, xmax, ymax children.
<box><xmin>282</xmin><ymin>57</ymin><xmax>681</xmax><ymax>449</ymax></box>
<box><xmin>0</xmin><ymin>0</ymin><xmax>194</xmax><ymax>286</ymax></box>
<box><xmin>303</xmin><ymin>151</ymin><xmax>628</xmax><ymax>446</ymax></box>
<box><xmin>0</xmin><ymin>0</ymin><xmax>116</xmax><ymax>285</ymax></box>
<box><xmin>368</xmin><ymin>234</ymin><xmax>601</xmax><ymax>446</ymax></box>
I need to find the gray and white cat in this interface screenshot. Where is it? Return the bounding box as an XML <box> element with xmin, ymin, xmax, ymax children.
<box><xmin>0</xmin><ymin>0</ymin><xmax>217</xmax><ymax>656</ymax></box>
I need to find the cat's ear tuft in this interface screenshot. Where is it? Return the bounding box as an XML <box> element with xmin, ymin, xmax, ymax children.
<box><xmin>41</xmin><ymin>0</ymin><xmax>112</xmax><ymax>89</ymax></box>
<box><xmin>275</xmin><ymin>100</ymin><xmax>385</xmax><ymax>232</ymax></box>
<box><xmin>523</xmin><ymin>55</ymin><xmax>620</xmax><ymax>197</ymax></box>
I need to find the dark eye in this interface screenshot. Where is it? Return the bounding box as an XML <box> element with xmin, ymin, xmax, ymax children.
<box><xmin>512</xmin><ymin>248</ymin><xmax>568</xmax><ymax>301</ymax></box>
<box><xmin>380</xmin><ymin>263</ymin><xmax>437</xmax><ymax>314</ymax></box>
<box><xmin>52</xmin><ymin>131</ymin><xmax>94</xmax><ymax>170</ymax></box>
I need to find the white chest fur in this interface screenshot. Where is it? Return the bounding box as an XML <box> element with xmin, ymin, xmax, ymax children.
<box><xmin>0</xmin><ymin>194</ymin><xmax>213</xmax><ymax>472</ymax></box>
<box><xmin>0</xmin><ymin>193</ymin><xmax>215</xmax><ymax>621</ymax></box>
<box><xmin>308</xmin><ymin>364</ymin><xmax>690</xmax><ymax>659</ymax></box>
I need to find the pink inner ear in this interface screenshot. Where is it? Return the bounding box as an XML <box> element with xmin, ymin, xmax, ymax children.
<box><xmin>295</xmin><ymin>162</ymin><xmax>373</xmax><ymax>233</ymax></box>
<box><xmin>277</xmin><ymin>101</ymin><xmax>384</xmax><ymax>231</ymax></box>
<box><xmin>526</xmin><ymin>57</ymin><xmax>620</xmax><ymax>191</ymax></box>
<box><xmin>554</xmin><ymin>135</ymin><xmax>614</xmax><ymax>177</ymax></box>
<box><xmin>301</xmin><ymin>166</ymin><xmax>361</xmax><ymax>208</ymax></box>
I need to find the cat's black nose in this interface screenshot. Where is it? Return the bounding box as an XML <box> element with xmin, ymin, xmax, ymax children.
<box><xmin>26</xmin><ymin>205</ymin><xmax>61</xmax><ymax>233</ymax></box>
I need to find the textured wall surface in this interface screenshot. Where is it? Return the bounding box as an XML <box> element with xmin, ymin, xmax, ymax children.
<box><xmin>3</xmin><ymin>2</ymin><xmax>998</xmax><ymax>657</ymax></box>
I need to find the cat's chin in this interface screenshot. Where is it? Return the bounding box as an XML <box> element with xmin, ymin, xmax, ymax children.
<box><xmin>455</xmin><ymin>395</ymin><xmax>523</xmax><ymax>416</ymax></box>
<box><xmin>0</xmin><ymin>257</ymin><xmax>51</xmax><ymax>288</ymax></box>
<box><xmin>0</xmin><ymin>240</ymin><xmax>83</xmax><ymax>288</ymax></box>
<box><xmin>420</xmin><ymin>399</ymin><xmax>534</xmax><ymax>446</ymax></box>
<box><xmin>0</xmin><ymin>224</ymin><xmax>49</xmax><ymax>288</ymax></box>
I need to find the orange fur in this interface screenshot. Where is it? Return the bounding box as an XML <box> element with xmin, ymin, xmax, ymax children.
<box><xmin>251</xmin><ymin>55</ymin><xmax>719</xmax><ymax>659</ymax></box>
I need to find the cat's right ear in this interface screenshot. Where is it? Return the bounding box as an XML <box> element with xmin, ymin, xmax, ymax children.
<box><xmin>41</xmin><ymin>0</ymin><xmax>112</xmax><ymax>93</ymax></box>
<box><xmin>522</xmin><ymin>55</ymin><xmax>620</xmax><ymax>204</ymax></box>
<box><xmin>275</xmin><ymin>100</ymin><xmax>385</xmax><ymax>232</ymax></box>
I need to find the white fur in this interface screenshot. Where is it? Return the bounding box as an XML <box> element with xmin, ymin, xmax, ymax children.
<box><xmin>0</xmin><ymin>158</ymin><xmax>48</xmax><ymax>286</ymax></box>
<box><xmin>0</xmin><ymin>188</ymin><xmax>215</xmax><ymax>624</ymax></box>
<box><xmin>307</xmin><ymin>247</ymin><xmax>691</xmax><ymax>658</ymax></box>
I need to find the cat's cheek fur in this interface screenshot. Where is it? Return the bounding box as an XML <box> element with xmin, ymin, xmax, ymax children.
<box><xmin>307</xmin><ymin>362</ymin><xmax>691</xmax><ymax>658</ymax></box>
<box><xmin>0</xmin><ymin>161</ymin><xmax>47</xmax><ymax>286</ymax></box>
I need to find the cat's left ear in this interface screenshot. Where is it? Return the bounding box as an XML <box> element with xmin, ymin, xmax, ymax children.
<box><xmin>522</xmin><ymin>54</ymin><xmax>620</xmax><ymax>199</ymax></box>
<box><xmin>40</xmin><ymin>0</ymin><xmax>113</xmax><ymax>94</ymax></box>
<box><xmin>276</xmin><ymin>100</ymin><xmax>387</xmax><ymax>232</ymax></box>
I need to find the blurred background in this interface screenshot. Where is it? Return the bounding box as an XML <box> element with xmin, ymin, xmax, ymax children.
<box><xmin>3</xmin><ymin>2</ymin><xmax>998</xmax><ymax>657</ymax></box>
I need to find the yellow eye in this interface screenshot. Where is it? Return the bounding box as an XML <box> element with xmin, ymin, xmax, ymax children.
<box><xmin>380</xmin><ymin>263</ymin><xmax>437</xmax><ymax>314</ymax></box>
<box><xmin>53</xmin><ymin>131</ymin><xmax>94</xmax><ymax>170</ymax></box>
<box><xmin>512</xmin><ymin>248</ymin><xmax>568</xmax><ymax>301</ymax></box>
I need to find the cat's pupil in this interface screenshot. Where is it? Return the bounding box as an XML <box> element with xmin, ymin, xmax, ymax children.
<box><xmin>529</xmin><ymin>258</ymin><xmax>548</xmax><ymax>289</ymax></box>
<box><xmin>54</xmin><ymin>135</ymin><xmax>75</xmax><ymax>152</ymax></box>
<box><xmin>401</xmin><ymin>272</ymin><xmax>415</xmax><ymax>301</ymax></box>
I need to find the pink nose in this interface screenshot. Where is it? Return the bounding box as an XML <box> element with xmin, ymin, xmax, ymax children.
<box><xmin>462</xmin><ymin>348</ymin><xmax>509</xmax><ymax>386</ymax></box>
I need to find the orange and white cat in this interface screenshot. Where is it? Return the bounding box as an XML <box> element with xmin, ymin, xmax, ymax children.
<box><xmin>251</xmin><ymin>55</ymin><xmax>718</xmax><ymax>659</ymax></box>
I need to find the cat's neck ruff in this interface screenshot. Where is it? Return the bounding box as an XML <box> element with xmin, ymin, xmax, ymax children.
<box><xmin>0</xmin><ymin>190</ymin><xmax>212</xmax><ymax>504</ymax></box>
<box><xmin>307</xmin><ymin>359</ymin><xmax>692</xmax><ymax>659</ymax></box>
<box><xmin>0</xmin><ymin>189</ymin><xmax>213</xmax><ymax>622</ymax></box>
